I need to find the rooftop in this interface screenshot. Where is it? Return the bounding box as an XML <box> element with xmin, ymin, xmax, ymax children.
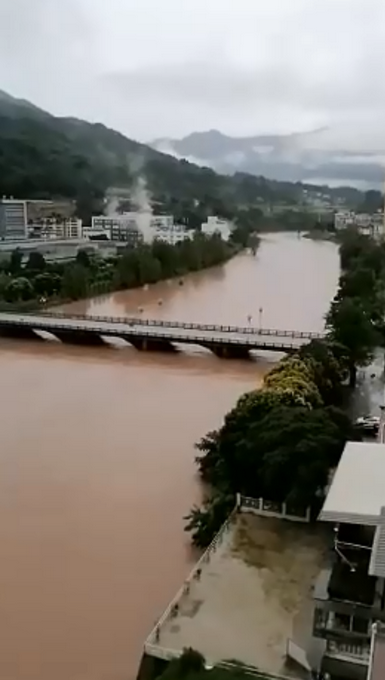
<box><xmin>319</xmin><ymin>441</ymin><xmax>385</xmax><ymax>526</ymax></box>
<box><xmin>147</xmin><ymin>513</ymin><xmax>328</xmax><ymax>678</ymax></box>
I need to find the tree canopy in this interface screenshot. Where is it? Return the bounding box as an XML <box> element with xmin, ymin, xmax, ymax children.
<box><xmin>186</xmin><ymin>339</ymin><xmax>353</xmax><ymax>547</ymax></box>
<box><xmin>0</xmin><ymin>233</ymin><xmax>238</xmax><ymax>308</ymax></box>
<box><xmin>327</xmin><ymin>228</ymin><xmax>385</xmax><ymax>384</ymax></box>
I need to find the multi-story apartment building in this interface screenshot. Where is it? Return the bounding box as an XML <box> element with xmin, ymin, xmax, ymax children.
<box><xmin>30</xmin><ymin>218</ymin><xmax>83</xmax><ymax>240</ymax></box>
<box><xmin>311</xmin><ymin>441</ymin><xmax>385</xmax><ymax>680</ymax></box>
<box><xmin>334</xmin><ymin>211</ymin><xmax>385</xmax><ymax>239</ymax></box>
<box><xmin>152</xmin><ymin>219</ymin><xmax>192</xmax><ymax>245</ymax></box>
<box><xmin>91</xmin><ymin>213</ymin><xmax>190</xmax><ymax>246</ymax></box>
<box><xmin>91</xmin><ymin>215</ymin><xmax>142</xmax><ymax>244</ymax></box>
<box><xmin>110</xmin><ymin>223</ymin><xmax>143</xmax><ymax>245</ymax></box>
<box><xmin>0</xmin><ymin>198</ymin><xmax>28</xmax><ymax>240</ymax></box>
<box><xmin>0</xmin><ymin>198</ymin><xmax>78</xmax><ymax>241</ymax></box>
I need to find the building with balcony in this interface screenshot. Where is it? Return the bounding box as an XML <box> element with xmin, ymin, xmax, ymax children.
<box><xmin>91</xmin><ymin>215</ymin><xmax>143</xmax><ymax>245</ymax></box>
<box><xmin>311</xmin><ymin>441</ymin><xmax>385</xmax><ymax>680</ymax></box>
<box><xmin>0</xmin><ymin>198</ymin><xmax>28</xmax><ymax>240</ymax></box>
<box><xmin>30</xmin><ymin>218</ymin><xmax>83</xmax><ymax>240</ymax></box>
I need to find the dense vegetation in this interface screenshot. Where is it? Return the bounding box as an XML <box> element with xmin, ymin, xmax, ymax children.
<box><xmin>326</xmin><ymin>228</ymin><xmax>385</xmax><ymax>385</ymax></box>
<box><xmin>185</xmin><ymin>228</ymin><xmax>385</xmax><ymax>547</ymax></box>
<box><xmin>0</xmin><ymin>233</ymin><xmax>238</xmax><ymax>307</ymax></box>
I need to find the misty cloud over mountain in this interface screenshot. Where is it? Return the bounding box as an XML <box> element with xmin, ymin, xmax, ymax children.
<box><xmin>151</xmin><ymin>129</ymin><xmax>385</xmax><ymax>189</ymax></box>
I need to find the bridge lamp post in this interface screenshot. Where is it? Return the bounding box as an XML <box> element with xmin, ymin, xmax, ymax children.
<box><xmin>259</xmin><ymin>307</ymin><xmax>263</xmax><ymax>330</ymax></box>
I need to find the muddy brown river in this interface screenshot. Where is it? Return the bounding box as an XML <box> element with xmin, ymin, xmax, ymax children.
<box><xmin>0</xmin><ymin>233</ymin><xmax>340</xmax><ymax>680</ymax></box>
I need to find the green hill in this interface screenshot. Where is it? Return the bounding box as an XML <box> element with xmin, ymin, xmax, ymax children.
<box><xmin>0</xmin><ymin>90</ymin><xmax>363</xmax><ymax>219</ymax></box>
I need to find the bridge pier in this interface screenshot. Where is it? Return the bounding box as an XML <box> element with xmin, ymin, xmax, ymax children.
<box><xmin>203</xmin><ymin>343</ymin><xmax>251</xmax><ymax>359</ymax></box>
<box><xmin>122</xmin><ymin>336</ymin><xmax>177</xmax><ymax>353</ymax></box>
<box><xmin>53</xmin><ymin>330</ymin><xmax>106</xmax><ymax>346</ymax></box>
<box><xmin>0</xmin><ymin>326</ymin><xmax>42</xmax><ymax>341</ymax></box>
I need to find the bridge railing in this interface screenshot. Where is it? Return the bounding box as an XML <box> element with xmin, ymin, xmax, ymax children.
<box><xmin>20</xmin><ymin>311</ymin><xmax>324</xmax><ymax>339</ymax></box>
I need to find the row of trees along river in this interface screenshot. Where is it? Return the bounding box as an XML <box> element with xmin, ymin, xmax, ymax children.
<box><xmin>0</xmin><ymin>230</ymin><xmax>252</xmax><ymax>307</ymax></box>
<box><xmin>0</xmin><ymin>231</ymin><xmax>379</xmax><ymax>680</ymax></box>
<box><xmin>186</xmin><ymin>228</ymin><xmax>385</xmax><ymax>547</ymax></box>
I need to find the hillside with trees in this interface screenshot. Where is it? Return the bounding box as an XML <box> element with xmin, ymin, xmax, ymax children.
<box><xmin>0</xmin><ymin>89</ymin><xmax>365</xmax><ymax>225</ymax></box>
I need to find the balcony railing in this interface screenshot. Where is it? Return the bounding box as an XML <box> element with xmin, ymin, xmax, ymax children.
<box><xmin>325</xmin><ymin>639</ymin><xmax>370</xmax><ymax>665</ymax></box>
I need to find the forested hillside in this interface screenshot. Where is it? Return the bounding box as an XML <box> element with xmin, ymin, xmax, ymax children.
<box><xmin>0</xmin><ymin>89</ymin><xmax>363</xmax><ymax>219</ymax></box>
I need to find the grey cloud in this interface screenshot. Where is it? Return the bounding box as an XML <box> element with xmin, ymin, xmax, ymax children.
<box><xmin>0</xmin><ymin>0</ymin><xmax>385</xmax><ymax>146</ymax></box>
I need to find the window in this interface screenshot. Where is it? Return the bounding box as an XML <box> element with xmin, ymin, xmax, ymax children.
<box><xmin>351</xmin><ymin>617</ymin><xmax>370</xmax><ymax>635</ymax></box>
<box><xmin>314</xmin><ymin>608</ymin><xmax>329</xmax><ymax>631</ymax></box>
<box><xmin>335</xmin><ymin>613</ymin><xmax>351</xmax><ymax>631</ymax></box>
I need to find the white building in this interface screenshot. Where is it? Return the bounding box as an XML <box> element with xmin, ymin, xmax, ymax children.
<box><xmin>91</xmin><ymin>214</ymin><xmax>143</xmax><ymax>244</ymax></box>
<box><xmin>201</xmin><ymin>216</ymin><xmax>232</xmax><ymax>242</ymax></box>
<box><xmin>151</xmin><ymin>215</ymin><xmax>173</xmax><ymax>231</ymax></box>
<box><xmin>312</xmin><ymin>440</ymin><xmax>385</xmax><ymax>679</ymax></box>
<box><xmin>334</xmin><ymin>211</ymin><xmax>356</xmax><ymax>231</ymax></box>
<box><xmin>91</xmin><ymin>213</ymin><xmax>192</xmax><ymax>246</ymax></box>
<box><xmin>92</xmin><ymin>215</ymin><xmax>137</xmax><ymax>232</ymax></box>
<box><xmin>334</xmin><ymin>211</ymin><xmax>385</xmax><ymax>240</ymax></box>
<box><xmin>153</xmin><ymin>220</ymin><xmax>191</xmax><ymax>245</ymax></box>
<box><xmin>31</xmin><ymin>218</ymin><xmax>83</xmax><ymax>240</ymax></box>
<box><xmin>0</xmin><ymin>198</ymin><xmax>28</xmax><ymax>240</ymax></box>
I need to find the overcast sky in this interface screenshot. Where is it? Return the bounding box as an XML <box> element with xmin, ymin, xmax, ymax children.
<box><xmin>0</xmin><ymin>0</ymin><xmax>384</xmax><ymax>148</ymax></box>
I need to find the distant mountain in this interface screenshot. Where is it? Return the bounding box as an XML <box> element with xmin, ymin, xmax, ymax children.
<box><xmin>0</xmin><ymin>89</ymin><xmax>365</xmax><ymax>220</ymax></box>
<box><xmin>151</xmin><ymin>129</ymin><xmax>385</xmax><ymax>188</ymax></box>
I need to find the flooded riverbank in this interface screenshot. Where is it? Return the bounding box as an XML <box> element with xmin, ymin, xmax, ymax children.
<box><xmin>0</xmin><ymin>233</ymin><xmax>340</xmax><ymax>679</ymax></box>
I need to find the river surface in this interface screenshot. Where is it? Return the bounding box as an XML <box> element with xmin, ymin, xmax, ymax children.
<box><xmin>0</xmin><ymin>233</ymin><xmax>340</xmax><ymax>680</ymax></box>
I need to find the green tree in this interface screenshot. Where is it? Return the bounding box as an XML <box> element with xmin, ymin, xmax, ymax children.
<box><xmin>189</xmin><ymin>404</ymin><xmax>347</xmax><ymax>547</ymax></box>
<box><xmin>136</xmin><ymin>247</ymin><xmax>162</xmax><ymax>285</ymax></box>
<box><xmin>9</xmin><ymin>249</ymin><xmax>22</xmax><ymax>275</ymax></box>
<box><xmin>33</xmin><ymin>272</ymin><xmax>61</xmax><ymax>298</ymax></box>
<box><xmin>0</xmin><ymin>272</ymin><xmax>10</xmax><ymax>298</ymax></box>
<box><xmin>61</xmin><ymin>264</ymin><xmax>89</xmax><ymax>300</ymax></box>
<box><xmin>26</xmin><ymin>251</ymin><xmax>46</xmax><ymax>272</ymax></box>
<box><xmin>76</xmin><ymin>249</ymin><xmax>91</xmax><ymax>268</ymax></box>
<box><xmin>4</xmin><ymin>277</ymin><xmax>34</xmax><ymax>302</ymax></box>
<box><xmin>326</xmin><ymin>297</ymin><xmax>378</xmax><ymax>386</ymax></box>
<box><xmin>297</xmin><ymin>340</ymin><xmax>347</xmax><ymax>405</ymax></box>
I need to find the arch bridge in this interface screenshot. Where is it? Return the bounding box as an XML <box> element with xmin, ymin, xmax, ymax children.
<box><xmin>0</xmin><ymin>312</ymin><xmax>324</xmax><ymax>358</ymax></box>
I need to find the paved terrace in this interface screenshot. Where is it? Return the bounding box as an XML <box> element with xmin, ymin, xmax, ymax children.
<box><xmin>0</xmin><ymin>312</ymin><xmax>324</xmax><ymax>355</ymax></box>
<box><xmin>144</xmin><ymin>510</ymin><xmax>329</xmax><ymax>678</ymax></box>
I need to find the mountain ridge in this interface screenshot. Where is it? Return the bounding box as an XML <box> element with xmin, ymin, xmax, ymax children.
<box><xmin>150</xmin><ymin>129</ymin><xmax>385</xmax><ymax>188</ymax></box>
<box><xmin>0</xmin><ymin>89</ymin><xmax>366</xmax><ymax>216</ymax></box>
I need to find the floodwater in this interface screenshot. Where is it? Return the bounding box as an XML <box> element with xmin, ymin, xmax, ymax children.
<box><xmin>0</xmin><ymin>233</ymin><xmax>339</xmax><ymax>680</ymax></box>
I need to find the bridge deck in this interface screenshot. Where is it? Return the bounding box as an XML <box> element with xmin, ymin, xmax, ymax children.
<box><xmin>0</xmin><ymin>312</ymin><xmax>323</xmax><ymax>350</ymax></box>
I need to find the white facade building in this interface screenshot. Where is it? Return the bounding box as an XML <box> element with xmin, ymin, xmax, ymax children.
<box><xmin>201</xmin><ymin>216</ymin><xmax>232</xmax><ymax>242</ymax></box>
<box><xmin>334</xmin><ymin>211</ymin><xmax>356</xmax><ymax>231</ymax></box>
<box><xmin>91</xmin><ymin>213</ymin><xmax>192</xmax><ymax>246</ymax></box>
<box><xmin>334</xmin><ymin>211</ymin><xmax>385</xmax><ymax>239</ymax></box>
<box><xmin>31</xmin><ymin>218</ymin><xmax>83</xmax><ymax>240</ymax></box>
<box><xmin>91</xmin><ymin>214</ymin><xmax>142</xmax><ymax>244</ymax></box>
<box><xmin>153</xmin><ymin>220</ymin><xmax>191</xmax><ymax>245</ymax></box>
<box><xmin>0</xmin><ymin>198</ymin><xmax>28</xmax><ymax>240</ymax></box>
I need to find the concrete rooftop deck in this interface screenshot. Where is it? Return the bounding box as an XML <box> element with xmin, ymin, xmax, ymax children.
<box><xmin>147</xmin><ymin>512</ymin><xmax>329</xmax><ymax>678</ymax></box>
